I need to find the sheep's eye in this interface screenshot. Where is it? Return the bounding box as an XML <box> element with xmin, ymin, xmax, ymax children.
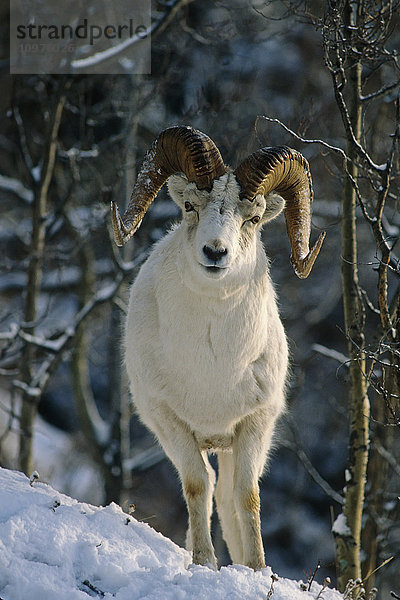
<box><xmin>250</xmin><ymin>215</ymin><xmax>261</xmax><ymax>224</ymax></box>
<box><xmin>184</xmin><ymin>201</ymin><xmax>194</xmax><ymax>212</ymax></box>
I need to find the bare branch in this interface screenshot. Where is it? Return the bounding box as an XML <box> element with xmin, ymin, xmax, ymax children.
<box><xmin>13</xmin><ymin>249</ymin><xmax>147</xmax><ymax>397</ymax></box>
<box><xmin>374</xmin><ymin>443</ymin><xmax>400</xmax><ymax>477</ymax></box>
<box><xmin>0</xmin><ymin>174</ymin><xmax>34</xmax><ymax>203</ymax></box>
<box><xmin>312</xmin><ymin>343</ymin><xmax>349</xmax><ymax>367</ymax></box>
<box><xmin>256</xmin><ymin>114</ymin><xmax>377</xmax><ymax>225</ymax></box>
<box><xmin>361</xmin><ymin>79</ymin><xmax>400</xmax><ymax>103</ymax></box>
<box><xmin>282</xmin><ymin>427</ymin><xmax>344</xmax><ymax>506</ymax></box>
<box><xmin>13</xmin><ymin>106</ymin><xmax>36</xmax><ymax>184</ymax></box>
<box><xmin>256</xmin><ymin>114</ymin><xmax>349</xmax><ymax>159</ymax></box>
<box><xmin>71</xmin><ymin>0</ymin><xmax>197</xmax><ymax>71</ymax></box>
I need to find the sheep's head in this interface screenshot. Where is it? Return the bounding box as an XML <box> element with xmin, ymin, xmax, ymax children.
<box><xmin>111</xmin><ymin>126</ymin><xmax>325</xmax><ymax>279</ymax></box>
<box><xmin>166</xmin><ymin>172</ymin><xmax>285</xmax><ymax>282</ymax></box>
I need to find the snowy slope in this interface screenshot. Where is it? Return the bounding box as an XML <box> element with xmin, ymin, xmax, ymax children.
<box><xmin>0</xmin><ymin>468</ymin><xmax>343</xmax><ymax>600</ymax></box>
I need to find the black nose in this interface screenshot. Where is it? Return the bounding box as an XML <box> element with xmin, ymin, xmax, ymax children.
<box><xmin>203</xmin><ymin>245</ymin><xmax>228</xmax><ymax>262</ymax></box>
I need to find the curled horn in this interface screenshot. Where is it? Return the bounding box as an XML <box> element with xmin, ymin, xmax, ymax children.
<box><xmin>111</xmin><ymin>126</ymin><xmax>226</xmax><ymax>246</ymax></box>
<box><xmin>234</xmin><ymin>146</ymin><xmax>325</xmax><ymax>278</ymax></box>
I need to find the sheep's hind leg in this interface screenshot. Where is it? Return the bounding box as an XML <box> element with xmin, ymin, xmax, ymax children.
<box><xmin>215</xmin><ymin>450</ymin><xmax>243</xmax><ymax>564</ymax></box>
<box><xmin>232</xmin><ymin>411</ymin><xmax>277</xmax><ymax>570</ymax></box>
<box><xmin>149</xmin><ymin>405</ymin><xmax>217</xmax><ymax>568</ymax></box>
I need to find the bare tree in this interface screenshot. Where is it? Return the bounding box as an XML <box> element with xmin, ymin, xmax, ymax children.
<box><xmin>322</xmin><ymin>0</ymin><xmax>399</xmax><ymax>590</ymax></box>
<box><xmin>254</xmin><ymin>0</ymin><xmax>399</xmax><ymax>590</ymax></box>
<box><xmin>18</xmin><ymin>79</ymin><xmax>70</xmax><ymax>474</ymax></box>
<box><xmin>0</xmin><ymin>76</ymin><xmax>145</xmax><ymax>502</ymax></box>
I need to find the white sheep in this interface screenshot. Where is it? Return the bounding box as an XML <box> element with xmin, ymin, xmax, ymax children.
<box><xmin>112</xmin><ymin>126</ymin><xmax>325</xmax><ymax>570</ymax></box>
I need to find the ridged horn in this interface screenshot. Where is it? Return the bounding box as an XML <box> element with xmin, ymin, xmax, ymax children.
<box><xmin>111</xmin><ymin>126</ymin><xmax>226</xmax><ymax>246</ymax></box>
<box><xmin>234</xmin><ymin>146</ymin><xmax>325</xmax><ymax>278</ymax></box>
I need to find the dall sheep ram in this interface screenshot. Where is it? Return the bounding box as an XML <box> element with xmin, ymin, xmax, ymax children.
<box><xmin>112</xmin><ymin>126</ymin><xmax>325</xmax><ymax>570</ymax></box>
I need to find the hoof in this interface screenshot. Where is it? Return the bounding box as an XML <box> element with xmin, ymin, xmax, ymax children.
<box><xmin>191</xmin><ymin>550</ymin><xmax>217</xmax><ymax>570</ymax></box>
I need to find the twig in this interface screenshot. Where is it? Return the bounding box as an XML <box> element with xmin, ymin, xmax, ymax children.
<box><xmin>307</xmin><ymin>560</ymin><xmax>321</xmax><ymax>591</ymax></box>
<box><xmin>267</xmin><ymin>573</ymin><xmax>278</xmax><ymax>599</ymax></box>
<box><xmin>363</xmin><ymin>555</ymin><xmax>394</xmax><ymax>583</ymax></box>
<box><xmin>316</xmin><ymin>577</ymin><xmax>332</xmax><ymax>599</ymax></box>
<box><xmin>82</xmin><ymin>580</ymin><xmax>105</xmax><ymax>598</ymax></box>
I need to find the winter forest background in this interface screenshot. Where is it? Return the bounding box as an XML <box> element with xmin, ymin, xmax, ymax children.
<box><xmin>0</xmin><ymin>1</ymin><xmax>399</xmax><ymax>597</ymax></box>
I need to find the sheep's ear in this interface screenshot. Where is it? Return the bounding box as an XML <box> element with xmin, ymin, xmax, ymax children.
<box><xmin>261</xmin><ymin>193</ymin><xmax>285</xmax><ymax>224</ymax></box>
<box><xmin>167</xmin><ymin>173</ymin><xmax>190</xmax><ymax>208</ymax></box>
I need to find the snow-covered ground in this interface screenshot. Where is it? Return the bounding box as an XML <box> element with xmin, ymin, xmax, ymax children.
<box><xmin>0</xmin><ymin>467</ymin><xmax>343</xmax><ymax>600</ymax></box>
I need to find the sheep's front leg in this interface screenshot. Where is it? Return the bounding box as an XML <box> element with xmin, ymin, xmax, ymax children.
<box><xmin>149</xmin><ymin>405</ymin><xmax>217</xmax><ymax>568</ymax></box>
<box><xmin>184</xmin><ymin>450</ymin><xmax>216</xmax><ymax>567</ymax></box>
<box><xmin>232</xmin><ymin>411</ymin><xmax>277</xmax><ymax>570</ymax></box>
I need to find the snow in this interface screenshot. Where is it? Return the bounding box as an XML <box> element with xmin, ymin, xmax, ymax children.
<box><xmin>0</xmin><ymin>467</ymin><xmax>343</xmax><ymax>599</ymax></box>
<box><xmin>332</xmin><ymin>513</ymin><xmax>352</xmax><ymax>538</ymax></box>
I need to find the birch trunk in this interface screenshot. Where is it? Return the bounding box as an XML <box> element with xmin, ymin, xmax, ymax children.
<box><xmin>335</xmin><ymin>4</ymin><xmax>370</xmax><ymax>589</ymax></box>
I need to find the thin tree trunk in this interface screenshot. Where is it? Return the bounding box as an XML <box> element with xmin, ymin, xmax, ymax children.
<box><xmin>18</xmin><ymin>90</ymin><xmax>67</xmax><ymax>474</ymax></box>
<box><xmin>361</xmin><ymin>401</ymin><xmax>385</xmax><ymax>592</ymax></box>
<box><xmin>335</xmin><ymin>4</ymin><xmax>370</xmax><ymax>589</ymax></box>
<box><xmin>69</xmin><ymin>211</ymin><xmax>125</xmax><ymax>504</ymax></box>
<box><xmin>104</xmin><ymin>304</ymin><xmax>124</xmax><ymax>504</ymax></box>
<box><xmin>70</xmin><ymin>240</ymin><xmax>101</xmax><ymax>454</ymax></box>
<box><xmin>69</xmin><ymin>236</ymin><xmax>118</xmax><ymax>501</ymax></box>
